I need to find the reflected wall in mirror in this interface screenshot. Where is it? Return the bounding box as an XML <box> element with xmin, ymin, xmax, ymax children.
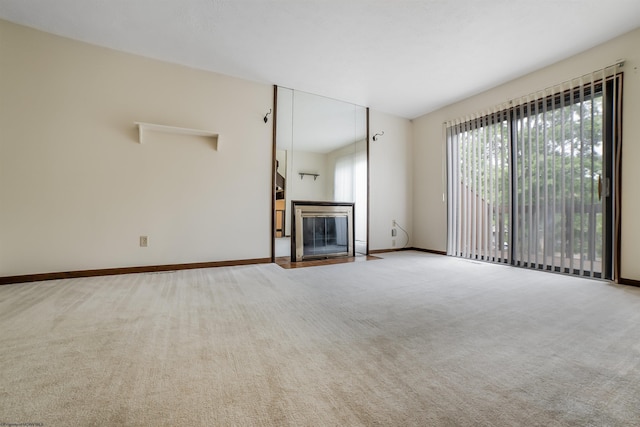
<box><xmin>274</xmin><ymin>87</ymin><xmax>368</xmax><ymax>260</ymax></box>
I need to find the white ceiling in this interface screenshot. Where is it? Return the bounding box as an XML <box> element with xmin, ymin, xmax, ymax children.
<box><xmin>1</xmin><ymin>0</ymin><xmax>639</xmax><ymax>119</ymax></box>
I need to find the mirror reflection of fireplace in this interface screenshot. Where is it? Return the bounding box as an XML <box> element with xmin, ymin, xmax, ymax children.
<box><xmin>292</xmin><ymin>201</ymin><xmax>354</xmax><ymax>262</ymax></box>
<box><xmin>273</xmin><ymin>87</ymin><xmax>368</xmax><ymax>261</ymax></box>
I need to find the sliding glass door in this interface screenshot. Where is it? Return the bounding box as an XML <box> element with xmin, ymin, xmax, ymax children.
<box><xmin>447</xmin><ymin>71</ymin><xmax>621</xmax><ymax>280</ymax></box>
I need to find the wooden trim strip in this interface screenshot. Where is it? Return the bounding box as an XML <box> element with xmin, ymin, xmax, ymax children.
<box><xmin>614</xmin><ymin>74</ymin><xmax>623</xmax><ymax>281</ymax></box>
<box><xmin>0</xmin><ymin>258</ymin><xmax>272</xmax><ymax>285</ymax></box>
<box><xmin>618</xmin><ymin>278</ymin><xmax>640</xmax><ymax>288</ymax></box>
<box><xmin>271</xmin><ymin>85</ymin><xmax>278</xmax><ymax>263</ymax></box>
<box><xmin>411</xmin><ymin>247</ymin><xmax>447</xmax><ymax>256</ymax></box>
<box><xmin>369</xmin><ymin>248</ymin><xmax>409</xmax><ymax>254</ymax></box>
<box><xmin>366</xmin><ymin>107</ymin><xmax>370</xmax><ymax>256</ymax></box>
<box><xmin>369</xmin><ymin>247</ymin><xmax>447</xmax><ymax>256</ymax></box>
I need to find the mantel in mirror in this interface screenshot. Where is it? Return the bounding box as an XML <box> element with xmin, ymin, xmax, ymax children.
<box><xmin>274</xmin><ymin>87</ymin><xmax>368</xmax><ymax>260</ymax></box>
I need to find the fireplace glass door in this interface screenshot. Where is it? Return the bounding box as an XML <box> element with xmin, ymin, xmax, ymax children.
<box><xmin>302</xmin><ymin>215</ymin><xmax>349</xmax><ymax>257</ymax></box>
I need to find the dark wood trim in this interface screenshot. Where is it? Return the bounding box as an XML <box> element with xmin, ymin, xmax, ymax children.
<box><xmin>409</xmin><ymin>247</ymin><xmax>447</xmax><ymax>256</ymax></box>
<box><xmin>369</xmin><ymin>247</ymin><xmax>447</xmax><ymax>256</ymax></box>
<box><xmin>369</xmin><ymin>248</ymin><xmax>409</xmax><ymax>255</ymax></box>
<box><xmin>271</xmin><ymin>85</ymin><xmax>278</xmax><ymax>263</ymax></box>
<box><xmin>290</xmin><ymin>200</ymin><xmax>356</xmax><ymax>208</ymax></box>
<box><xmin>618</xmin><ymin>278</ymin><xmax>640</xmax><ymax>288</ymax></box>
<box><xmin>366</xmin><ymin>107</ymin><xmax>370</xmax><ymax>256</ymax></box>
<box><xmin>0</xmin><ymin>258</ymin><xmax>272</xmax><ymax>285</ymax></box>
<box><xmin>614</xmin><ymin>74</ymin><xmax>623</xmax><ymax>282</ymax></box>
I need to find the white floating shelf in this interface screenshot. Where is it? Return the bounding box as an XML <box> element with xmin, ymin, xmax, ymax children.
<box><xmin>135</xmin><ymin>122</ymin><xmax>219</xmax><ymax>149</ymax></box>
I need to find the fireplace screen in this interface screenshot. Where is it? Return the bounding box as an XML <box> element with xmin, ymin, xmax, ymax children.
<box><xmin>302</xmin><ymin>215</ymin><xmax>349</xmax><ymax>256</ymax></box>
<box><xmin>292</xmin><ymin>201</ymin><xmax>354</xmax><ymax>261</ymax></box>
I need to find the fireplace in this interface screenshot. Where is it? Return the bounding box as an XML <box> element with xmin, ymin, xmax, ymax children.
<box><xmin>291</xmin><ymin>201</ymin><xmax>355</xmax><ymax>262</ymax></box>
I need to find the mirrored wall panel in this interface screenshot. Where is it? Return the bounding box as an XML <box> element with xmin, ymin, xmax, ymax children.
<box><xmin>275</xmin><ymin>87</ymin><xmax>367</xmax><ymax>259</ymax></box>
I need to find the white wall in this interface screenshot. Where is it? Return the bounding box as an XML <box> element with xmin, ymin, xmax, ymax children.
<box><xmin>325</xmin><ymin>140</ymin><xmax>366</xmax><ymax>199</ymax></box>
<box><xmin>325</xmin><ymin>140</ymin><xmax>368</xmax><ymax>244</ymax></box>
<box><xmin>369</xmin><ymin>110</ymin><xmax>413</xmax><ymax>251</ymax></box>
<box><xmin>287</xmin><ymin>150</ymin><xmax>328</xmax><ymax>203</ymax></box>
<box><xmin>0</xmin><ymin>20</ymin><xmax>273</xmax><ymax>276</ymax></box>
<box><xmin>412</xmin><ymin>27</ymin><xmax>640</xmax><ymax>280</ymax></box>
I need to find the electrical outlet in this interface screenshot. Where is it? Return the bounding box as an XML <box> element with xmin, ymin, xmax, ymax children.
<box><xmin>391</xmin><ymin>228</ymin><xmax>397</xmax><ymax>237</ymax></box>
<box><xmin>392</xmin><ymin>219</ymin><xmax>396</xmax><ymax>227</ymax></box>
<box><xmin>392</xmin><ymin>239</ymin><xmax>396</xmax><ymax>247</ymax></box>
<box><xmin>140</xmin><ymin>236</ymin><xmax>148</xmax><ymax>247</ymax></box>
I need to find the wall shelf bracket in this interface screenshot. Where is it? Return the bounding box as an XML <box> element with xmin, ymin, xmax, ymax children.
<box><xmin>299</xmin><ymin>172</ymin><xmax>320</xmax><ymax>181</ymax></box>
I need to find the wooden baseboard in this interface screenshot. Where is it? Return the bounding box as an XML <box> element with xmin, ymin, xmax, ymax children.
<box><xmin>618</xmin><ymin>277</ymin><xmax>640</xmax><ymax>288</ymax></box>
<box><xmin>369</xmin><ymin>247</ymin><xmax>447</xmax><ymax>256</ymax></box>
<box><xmin>410</xmin><ymin>247</ymin><xmax>447</xmax><ymax>256</ymax></box>
<box><xmin>0</xmin><ymin>257</ymin><xmax>272</xmax><ymax>285</ymax></box>
<box><xmin>369</xmin><ymin>248</ymin><xmax>410</xmax><ymax>255</ymax></box>
<box><xmin>1</xmin><ymin>249</ymin><xmax>450</xmax><ymax>285</ymax></box>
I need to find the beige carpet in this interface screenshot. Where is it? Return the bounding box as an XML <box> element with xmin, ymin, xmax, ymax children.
<box><xmin>2</xmin><ymin>251</ymin><xmax>640</xmax><ymax>426</ymax></box>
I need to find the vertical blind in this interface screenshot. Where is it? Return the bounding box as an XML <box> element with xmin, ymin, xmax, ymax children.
<box><xmin>446</xmin><ymin>64</ymin><xmax>623</xmax><ymax>279</ymax></box>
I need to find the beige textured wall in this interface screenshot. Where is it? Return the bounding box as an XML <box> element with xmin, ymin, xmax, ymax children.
<box><xmin>0</xmin><ymin>20</ymin><xmax>273</xmax><ymax>276</ymax></box>
<box><xmin>369</xmin><ymin>110</ymin><xmax>413</xmax><ymax>251</ymax></box>
<box><xmin>287</xmin><ymin>150</ymin><xmax>329</xmax><ymax>203</ymax></box>
<box><xmin>412</xmin><ymin>27</ymin><xmax>640</xmax><ymax>280</ymax></box>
